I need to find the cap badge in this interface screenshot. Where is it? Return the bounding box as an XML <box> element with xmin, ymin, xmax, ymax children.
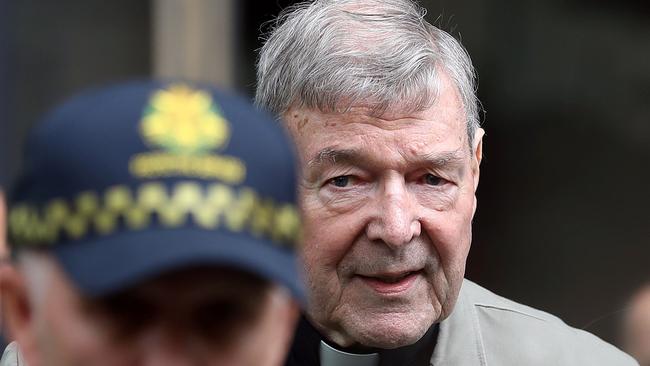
<box><xmin>129</xmin><ymin>84</ymin><xmax>246</xmax><ymax>183</ymax></box>
<box><xmin>141</xmin><ymin>84</ymin><xmax>229</xmax><ymax>154</ymax></box>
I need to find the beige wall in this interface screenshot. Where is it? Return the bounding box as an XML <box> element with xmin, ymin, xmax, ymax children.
<box><xmin>152</xmin><ymin>0</ymin><xmax>235</xmax><ymax>87</ymax></box>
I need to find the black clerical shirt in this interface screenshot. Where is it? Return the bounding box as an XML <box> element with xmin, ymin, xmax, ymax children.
<box><xmin>285</xmin><ymin>317</ymin><xmax>439</xmax><ymax>366</ymax></box>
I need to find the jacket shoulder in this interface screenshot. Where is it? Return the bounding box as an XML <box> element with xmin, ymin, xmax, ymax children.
<box><xmin>461</xmin><ymin>280</ymin><xmax>638</xmax><ymax>365</ymax></box>
<box><xmin>0</xmin><ymin>342</ymin><xmax>25</xmax><ymax>366</ymax></box>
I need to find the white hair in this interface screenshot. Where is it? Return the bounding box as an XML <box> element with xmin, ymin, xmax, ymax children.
<box><xmin>255</xmin><ymin>0</ymin><xmax>481</xmax><ymax>145</ymax></box>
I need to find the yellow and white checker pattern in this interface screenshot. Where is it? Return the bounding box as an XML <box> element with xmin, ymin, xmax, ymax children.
<box><xmin>8</xmin><ymin>181</ymin><xmax>301</xmax><ymax>248</ymax></box>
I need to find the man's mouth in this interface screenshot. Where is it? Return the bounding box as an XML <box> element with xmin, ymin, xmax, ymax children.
<box><xmin>356</xmin><ymin>270</ymin><xmax>422</xmax><ymax>294</ymax></box>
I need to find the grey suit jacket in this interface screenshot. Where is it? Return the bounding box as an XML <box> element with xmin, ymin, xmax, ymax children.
<box><xmin>432</xmin><ymin>279</ymin><xmax>638</xmax><ymax>365</ymax></box>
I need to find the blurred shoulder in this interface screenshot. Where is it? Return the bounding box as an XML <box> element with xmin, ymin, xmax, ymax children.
<box><xmin>0</xmin><ymin>342</ymin><xmax>26</xmax><ymax>366</ymax></box>
<box><xmin>461</xmin><ymin>279</ymin><xmax>638</xmax><ymax>365</ymax></box>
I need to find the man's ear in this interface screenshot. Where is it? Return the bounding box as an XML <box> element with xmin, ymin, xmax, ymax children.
<box><xmin>472</xmin><ymin>128</ymin><xmax>485</xmax><ymax>192</ymax></box>
<box><xmin>0</xmin><ymin>264</ymin><xmax>40</xmax><ymax>366</ymax></box>
<box><xmin>1</xmin><ymin>191</ymin><xmax>8</xmax><ymax>260</ymax></box>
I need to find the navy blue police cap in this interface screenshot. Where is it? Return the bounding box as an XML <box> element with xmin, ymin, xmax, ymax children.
<box><xmin>7</xmin><ymin>80</ymin><xmax>304</xmax><ymax>301</ymax></box>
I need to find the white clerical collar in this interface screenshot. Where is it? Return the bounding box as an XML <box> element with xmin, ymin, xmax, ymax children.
<box><xmin>320</xmin><ymin>340</ymin><xmax>380</xmax><ymax>366</ymax></box>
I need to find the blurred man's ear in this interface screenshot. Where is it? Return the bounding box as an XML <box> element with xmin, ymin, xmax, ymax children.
<box><xmin>1</xmin><ymin>190</ymin><xmax>7</xmax><ymax>340</ymax></box>
<box><xmin>0</xmin><ymin>264</ymin><xmax>39</xmax><ymax>366</ymax></box>
<box><xmin>1</xmin><ymin>190</ymin><xmax>7</xmax><ymax>260</ymax></box>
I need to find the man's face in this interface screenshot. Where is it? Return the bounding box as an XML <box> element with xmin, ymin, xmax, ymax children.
<box><xmin>2</xmin><ymin>256</ymin><xmax>299</xmax><ymax>366</ymax></box>
<box><xmin>284</xmin><ymin>72</ymin><xmax>483</xmax><ymax>348</ymax></box>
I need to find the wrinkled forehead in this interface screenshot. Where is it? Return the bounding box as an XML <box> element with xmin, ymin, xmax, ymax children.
<box><xmin>284</xmin><ymin>78</ymin><xmax>467</xmax><ymax>146</ymax></box>
<box><xmin>285</xmin><ymin>68</ymin><xmax>465</xmax><ymax>126</ymax></box>
<box><xmin>293</xmin><ymin>69</ymin><xmax>464</xmax><ymax>118</ymax></box>
<box><xmin>283</xmin><ymin>107</ymin><xmax>470</xmax><ymax>174</ymax></box>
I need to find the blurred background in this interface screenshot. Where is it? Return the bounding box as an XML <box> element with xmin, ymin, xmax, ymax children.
<box><xmin>0</xmin><ymin>0</ymin><xmax>648</xmax><ymax>348</ymax></box>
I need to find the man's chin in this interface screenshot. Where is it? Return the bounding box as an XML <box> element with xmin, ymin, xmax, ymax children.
<box><xmin>342</xmin><ymin>314</ymin><xmax>434</xmax><ymax>349</ymax></box>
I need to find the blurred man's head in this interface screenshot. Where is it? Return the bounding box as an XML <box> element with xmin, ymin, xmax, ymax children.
<box><xmin>1</xmin><ymin>81</ymin><xmax>303</xmax><ymax>366</ymax></box>
<box><xmin>623</xmin><ymin>284</ymin><xmax>650</xmax><ymax>366</ymax></box>
<box><xmin>257</xmin><ymin>0</ymin><xmax>483</xmax><ymax>349</ymax></box>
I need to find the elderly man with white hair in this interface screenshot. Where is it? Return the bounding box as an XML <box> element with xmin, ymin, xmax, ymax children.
<box><xmin>256</xmin><ymin>0</ymin><xmax>638</xmax><ymax>365</ymax></box>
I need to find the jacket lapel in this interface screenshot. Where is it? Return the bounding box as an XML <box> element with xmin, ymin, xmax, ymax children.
<box><xmin>430</xmin><ymin>280</ymin><xmax>488</xmax><ymax>366</ymax></box>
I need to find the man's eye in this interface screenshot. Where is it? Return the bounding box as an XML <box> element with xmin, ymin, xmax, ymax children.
<box><xmin>329</xmin><ymin>176</ymin><xmax>350</xmax><ymax>187</ymax></box>
<box><xmin>424</xmin><ymin>173</ymin><xmax>443</xmax><ymax>186</ymax></box>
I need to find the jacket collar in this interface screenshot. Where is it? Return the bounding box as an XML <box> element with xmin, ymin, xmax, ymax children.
<box><xmin>431</xmin><ymin>279</ymin><xmax>487</xmax><ymax>366</ymax></box>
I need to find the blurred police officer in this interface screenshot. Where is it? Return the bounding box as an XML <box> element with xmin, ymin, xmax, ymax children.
<box><xmin>0</xmin><ymin>80</ymin><xmax>303</xmax><ymax>366</ymax></box>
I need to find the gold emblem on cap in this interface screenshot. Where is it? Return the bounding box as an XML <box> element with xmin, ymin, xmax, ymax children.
<box><xmin>129</xmin><ymin>84</ymin><xmax>246</xmax><ymax>183</ymax></box>
<box><xmin>141</xmin><ymin>84</ymin><xmax>229</xmax><ymax>154</ymax></box>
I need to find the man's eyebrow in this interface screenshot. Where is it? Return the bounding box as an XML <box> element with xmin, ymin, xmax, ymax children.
<box><xmin>307</xmin><ymin>148</ymin><xmax>359</xmax><ymax>167</ymax></box>
<box><xmin>307</xmin><ymin>147</ymin><xmax>466</xmax><ymax>169</ymax></box>
<box><xmin>419</xmin><ymin>149</ymin><xmax>466</xmax><ymax>168</ymax></box>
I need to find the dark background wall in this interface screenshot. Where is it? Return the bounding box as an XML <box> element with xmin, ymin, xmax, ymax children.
<box><xmin>1</xmin><ymin>0</ymin><xmax>648</xmax><ymax>347</ymax></box>
<box><xmin>418</xmin><ymin>0</ymin><xmax>650</xmax><ymax>344</ymax></box>
<box><xmin>0</xmin><ymin>0</ymin><xmax>10</xmax><ymax>188</ymax></box>
<box><xmin>1</xmin><ymin>0</ymin><xmax>151</xmax><ymax>183</ymax></box>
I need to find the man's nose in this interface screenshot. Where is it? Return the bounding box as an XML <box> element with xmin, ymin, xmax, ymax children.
<box><xmin>366</xmin><ymin>176</ymin><xmax>421</xmax><ymax>249</ymax></box>
<box><xmin>137</xmin><ymin>328</ymin><xmax>198</xmax><ymax>366</ymax></box>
